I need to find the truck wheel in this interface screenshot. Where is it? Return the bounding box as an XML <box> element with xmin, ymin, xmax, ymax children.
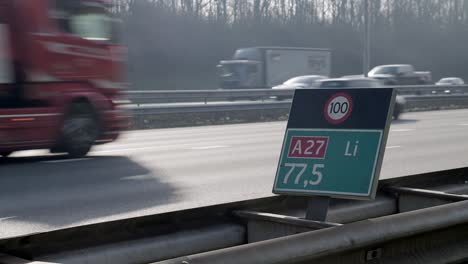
<box><xmin>61</xmin><ymin>103</ymin><xmax>99</xmax><ymax>158</ymax></box>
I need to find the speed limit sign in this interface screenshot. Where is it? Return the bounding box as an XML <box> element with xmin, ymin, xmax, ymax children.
<box><xmin>324</xmin><ymin>93</ymin><xmax>353</xmax><ymax>125</ymax></box>
<box><xmin>274</xmin><ymin>88</ymin><xmax>395</xmax><ymax>200</ymax></box>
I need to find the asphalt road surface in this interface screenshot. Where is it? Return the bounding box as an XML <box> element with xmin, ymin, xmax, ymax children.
<box><xmin>1</xmin><ymin>109</ymin><xmax>468</xmax><ymax>238</ymax></box>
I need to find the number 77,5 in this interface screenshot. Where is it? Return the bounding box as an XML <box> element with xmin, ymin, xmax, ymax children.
<box><xmin>282</xmin><ymin>163</ymin><xmax>325</xmax><ymax>186</ymax></box>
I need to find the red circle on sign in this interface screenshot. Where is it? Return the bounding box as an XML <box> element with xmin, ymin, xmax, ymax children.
<box><xmin>324</xmin><ymin>93</ymin><xmax>353</xmax><ymax>125</ymax></box>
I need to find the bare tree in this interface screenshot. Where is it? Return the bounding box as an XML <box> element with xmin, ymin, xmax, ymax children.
<box><xmin>116</xmin><ymin>0</ymin><xmax>468</xmax><ymax>90</ymax></box>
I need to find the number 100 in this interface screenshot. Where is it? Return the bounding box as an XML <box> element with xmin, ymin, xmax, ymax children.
<box><xmin>329</xmin><ymin>102</ymin><xmax>349</xmax><ymax>114</ymax></box>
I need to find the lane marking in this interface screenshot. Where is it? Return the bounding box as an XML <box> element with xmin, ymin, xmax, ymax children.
<box><xmin>190</xmin><ymin>145</ymin><xmax>228</xmax><ymax>150</ymax></box>
<box><xmin>95</xmin><ymin>146</ymin><xmax>155</xmax><ymax>153</ymax></box>
<box><xmin>121</xmin><ymin>174</ymin><xmax>153</xmax><ymax>181</ymax></box>
<box><xmin>386</xmin><ymin>145</ymin><xmax>401</xmax><ymax>149</ymax></box>
<box><xmin>43</xmin><ymin>158</ymin><xmax>90</xmax><ymax>163</ymax></box>
<box><xmin>391</xmin><ymin>129</ymin><xmax>415</xmax><ymax>132</ymax></box>
<box><xmin>458</xmin><ymin>123</ymin><xmax>468</xmax><ymax>126</ymax></box>
<box><xmin>95</xmin><ymin>143</ymin><xmax>231</xmax><ymax>154</ymax></box>
<box><xmin>0</xmin><ymin>216</ymin><xmax>16</xmax><ymax>221</ymax></box>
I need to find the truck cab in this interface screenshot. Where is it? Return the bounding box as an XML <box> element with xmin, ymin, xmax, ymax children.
<box><xmin>218</xmin><ymin>47</ymin><xmax>331</xmax><ymax>89</ymax></box>
<box><xmin>0</xmin><ymin>0</ymin><xmax>128</xmax><ymax>158</ymax></box>
<box><xmin>218</xmin><ymin>48</ymin><xmax>263</xmax><ymax>89</ymax></box>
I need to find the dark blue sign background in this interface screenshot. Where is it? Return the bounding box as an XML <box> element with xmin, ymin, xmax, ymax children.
<box><xmin>288</xmin><ymin>88</ymin><xmax>395</xmax><ymax>129</ymax></box>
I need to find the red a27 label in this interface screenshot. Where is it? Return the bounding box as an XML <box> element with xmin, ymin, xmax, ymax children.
<box><xmin>287</xmin><ymin>136</ymin><xmax>329</xmax><ymax>159</ymax></box>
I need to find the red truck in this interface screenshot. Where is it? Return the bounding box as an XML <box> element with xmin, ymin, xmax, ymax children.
<box><xmin>0</xmin><ymin>0</ymin><xmax>128</xmax><ymax>158</ymax></box>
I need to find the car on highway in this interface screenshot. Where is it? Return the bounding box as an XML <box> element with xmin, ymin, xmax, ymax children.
<box><xmin>272</xmin><ymin>75</ymin><xmax>327</xmax><ymax>100</ymax></box>
<box><xmin>368</xmin><ymin>64</ymin><xmax>432</xmax><ymax>85</ymax></box>
<box><xmin>317</xmin><ymin>78</ymin><xmax>405</xmax><ymax>119</ymax></box>
<box><xmin>273</xmin><ymin>75</ymin><xmax>328</xmax><ymax>90</ymax></box>
<box><xmin>317</xmin><ymin>78</ymin><xmax>382</xmax><ymax>88</ymax></box>
<box><xmin>435</xmin><ymin>77</ymin><xmax>464</xmax><ymax>86</ymax></box>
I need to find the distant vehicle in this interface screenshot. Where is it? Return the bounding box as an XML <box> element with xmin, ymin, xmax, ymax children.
<box><xmin>368</xmin><ymin>64</ymin><xmax>432</xmax><ymax>85</ymax></box>
<box><xmin>272</xmin><ymin>75</ymin><xmax>327</xmax><ymax>100</ymax></box>
<box><xmin>436</xmin><ymin>77</ymin><xmax>464</xmax><ymax>86</ymax></box>
<box><xmin>273</xmin><ymin>75</ymin><xmax>328</xmax><ymax>90</ymax></box>
<box><xmin>317</xmin><ymin>78</ymin><xmax>382</xmax><ymax>88</ymax></box>
<box><xmin>341</xmin><ymin>74</ymin><xmax>365</xmax><ymax>79</ymax></box>
<box><xmin>217</xmin><ymin>47</ymin><xmax>331</xmax><ymax>89</ymax></box>
<box><xmin>317</xmin><ymin>78</ymin><xmax>405</xmax><ymax>119</ymax></box>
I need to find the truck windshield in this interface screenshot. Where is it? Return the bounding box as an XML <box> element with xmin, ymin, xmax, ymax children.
<box><xmin>70</xmin><ymin>7</ymin><xmax>113</xmax><ymax>41</ymax></box>
<box><xmin>220</xmin><ymin>63</ymin><xmax>257</xmax><ymax>77</ymax></box>
<box><xmin>233</xmin><ymin>48</ymin><xmax>260</xmax><ymax>60</ymax></box>
<box><xmin>53</xmin><ymin>1</ymin><xmax>119</xmax><ymax>43</ymax></box>
<box><xmin>71</xmin><ymin>10</ymin><xmax>112</xmax><ymax>41</ymax></box>
<box><xmin>219</xmin><ymin>64</ymin><xmax>238</xmax><ymax>76</ymax></box>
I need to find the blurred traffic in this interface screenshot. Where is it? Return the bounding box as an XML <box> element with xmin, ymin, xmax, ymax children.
<box><xmin>0</xmin><ymin>0</ymin><xmax>129</xmax><ymax>158</ymax></box>
<box><xmin>0</xmin><ymin>3</ymin><xmax>466</xmax><ymax>160</ymax></box>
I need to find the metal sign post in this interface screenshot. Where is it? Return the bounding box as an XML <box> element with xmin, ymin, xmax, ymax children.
<box><xmin>273</xmin><ymin>88</ymin><xmax>395</xmax><ymax>221</ymax></box>
<box><xmin>305</xmin><ymin>196</ymin><xmax>330</xmax><ymax>221</ymax></box>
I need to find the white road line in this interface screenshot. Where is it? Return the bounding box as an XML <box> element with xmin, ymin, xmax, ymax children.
<box><xmin>190</xmin><ymin>145</ymin><xmax>228</xmax><ymax>150</ymax></box>
<box><xmin>43</xmin><ymin>158</ymin><xmax>90</xmax><ymax>163</ymax></box>
<box><xmin>458</xmin><ymin>123</ymin><xmax>468</xmax><ymax>126</ymax></box>
<box><xmin>95</xmin><ymin>144</ymin><xmax>230</xmax><ymax>154</ymax></box>
<box><xmin>386</xmin><ymin>145</ymin><xmax>401</xmax><ymax>149</ymax></box>
<box><xmin>121</xmin><ymin>174</ymin><xmax>153</xmax><ymax>181</ymax></box>
<box><xmin>94</xmin><ymin>146</ymin><xmax>156</xmax><ymax>153</ymax></box>
<box><xmin>391</xmin><ymin>129</ymin><xmax>415</xmax><ymax>132</ymax></box>
<box><xmin>0</xmin><ymin>216</ymin><xmax>16</xmax><ymax>221</ymax></box>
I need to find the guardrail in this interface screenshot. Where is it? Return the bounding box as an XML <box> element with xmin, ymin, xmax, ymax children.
<box><xmin>129</xmin><ymin>101</ymin><xmax>292</xmax><ymax>115</ymax></box>
<box><xmin>2</xmin><ymin>168</ymin><xmax>468</xmax><ymax>263</ymax></box>
<box><xmin>121</xmin><ymin>86</ymin><xmax>468</xmax><ymax>130</ymax></box>
<box><xmin>123</xmin><ymin>85</ymin><xmax>468</xmax><ymax>116</ymax></box>
<box><xmin>123</xmin><ymin>85</ymin><xmax>468</xmax><ymax>105</ymax></box>
<box><xmin>127</xmin><ymin>94</ymin><xmax>468</xmax><ymax>116</ymax></box>
<box><xmin>123</xmin><ymin>89</ymin><xmax>294</xmax><ymax>105</ymax></box>
<box><xmin>397</xmin><ymin>84</ymin><xmax>468</xmax><ymax>95</ymax></box>
<box><xmin>162</xmin><ymin>198</ymin><xmax>468</xmax><ymax>264</ymax></box>
<box><xmin>404</xmin><ymin>94</ymin><xmax>468</xmax><ymax>110</ymax></box>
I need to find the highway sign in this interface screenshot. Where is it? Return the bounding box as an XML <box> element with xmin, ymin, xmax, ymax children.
<box><xmin>273</xmin><ymin>88</ymin><xmax>395</xmax><ymax>200</ymax></box>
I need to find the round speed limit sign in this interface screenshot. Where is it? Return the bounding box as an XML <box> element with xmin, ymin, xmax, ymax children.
<box><xmin>324</xmin><ymin>93</ymin><xmax>353</xmax><ymax>124</ymax></box>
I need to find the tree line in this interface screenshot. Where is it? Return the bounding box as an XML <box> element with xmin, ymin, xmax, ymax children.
<box><xmin>113</xmin><ymin>0</ymin><xmax>468</xmax><ymax>89</ymax></box>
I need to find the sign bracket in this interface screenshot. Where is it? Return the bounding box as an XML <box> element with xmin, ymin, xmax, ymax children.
<box><xmin>305</xmin><ymin>196</ymin><xmax>330</xmax><ymax>221</ymax></box>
